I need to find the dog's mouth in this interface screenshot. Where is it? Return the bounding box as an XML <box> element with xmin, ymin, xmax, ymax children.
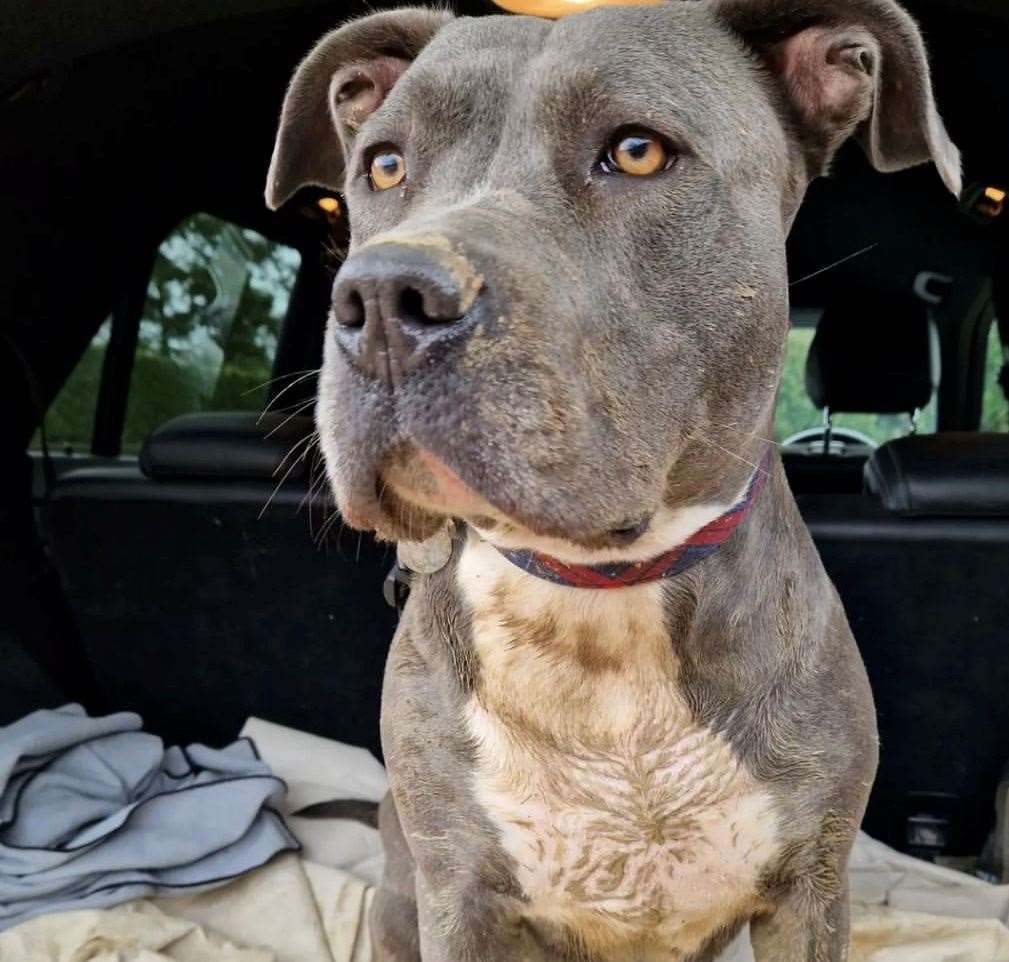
<box><xmin>371</xmin><ymin>443</ymin><xmax>654</xmax><ymax>551</ymax></box>
<box><xmin>381</xmin><ymin>445</ymin><xmax>496</xmax><ymax>527</ymax></box>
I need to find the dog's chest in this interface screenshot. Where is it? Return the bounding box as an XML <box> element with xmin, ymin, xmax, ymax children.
<box><xmin>468</xmin><ymin>705</ymin><xmax>779</xmax><ymax>955</ymax></box>
<box><xmin>458</xmin><ymin>540</ymin><xmax>780</xmax><ymax>955</ymax></box>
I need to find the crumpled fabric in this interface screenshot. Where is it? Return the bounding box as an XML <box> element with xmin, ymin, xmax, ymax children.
<box><xmin>852</xmin><ymin>905</ymin><xmax>1009</xmax><ymax>962</ymax></box>
<box><xmin>849</xmin><ymin>832</ymin><xmax>1009</xmax><ymax>923</ymax></box>
<box><xmin>238</xmin><ymin>718</ymin><xmax>387</xmax><ymax>886</ymax></box>
<box><xmin>0</xmin><ymin>853</ymin><xmax>372</xmax><ymax>962</ymax></box>
<box><xmin>0</xmin><ymin>899</ymin><xmax>273</xmax><ymax>961</ymax></box>
<box><xmin>0</xmin><ymin>705</ymin><xmax>298</xmax><ymax>933</ymax></box>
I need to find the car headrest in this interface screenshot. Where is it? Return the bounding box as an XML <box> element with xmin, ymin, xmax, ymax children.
<box><xmin>139</xmin><ymin>412</ymin><xmax>315</xmax><ymax>482</ymax></box>
<box><xmin>865</xmin><ymin>434</ymin><xmax>1009</xmax><ymax>517</ymax></box>
<box><xmin>805</xmin><ymin>296</ymin><xmax>940</xmax><ymax>415</ymax></box>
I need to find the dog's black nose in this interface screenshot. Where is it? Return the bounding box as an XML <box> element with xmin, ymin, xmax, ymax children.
<box><xmin>331</xmin><ymin>243</ymin><xmax>482</xmax><ymax>387</ymax></box>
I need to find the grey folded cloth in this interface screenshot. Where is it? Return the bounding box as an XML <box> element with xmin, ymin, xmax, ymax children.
<box><xmin>0</xmin><ymin>704</ymin><xmax>298</xmax><ymax>932</ymax></box>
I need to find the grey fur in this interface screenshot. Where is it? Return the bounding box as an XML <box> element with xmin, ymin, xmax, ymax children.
<box><xmin>267</xmin><ymin>2</ymin><xmax>956</xmax><ymax>958</ymax></box>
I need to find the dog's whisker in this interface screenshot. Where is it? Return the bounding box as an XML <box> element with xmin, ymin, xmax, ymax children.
<box><xmin>313</xmin><ymin>511</ymin><xmax>330</xmax><ymax>546</ymax></box>
<box><xmin>315</xmin><ymin>508</ymin><xmax>343</xmax><ymax>547</ymax></box>
<box><xmin>688</xmin><ymin>432</ymin><xmax>767</xmax><ymax>476</ymax></box>
<box><xmin>275</xmin><ymin>430</ymin><xmax>318</xmax><ymax>476</ymax></box>
<box><xmin>314</xmin><ymin>471</ymin><xmax>345</xmax><ymax>545</ymax></box>
<box><xmin>304</xmin><ymin>476</ymin><xmax>322</xmax><ymax>538</ymax></box>
<box><xmin>703</xmin><ymin>421</ymin><xmax>783</xmax><ymax>448</ymax></box>
<box><xmin>324</xmin><ymin>237</ymin><xmax>348</xmax><ymax>263</ymax></box>
<box><xmin>308</xmin><ymin>451</ymin><xmax>330</xmax><ymax>541</ymax></box>
<box><xmin>259</xmin><ymin>449</ymin><xmax>311</xmax><ymax>520</ymax></box>
<box><xmin>788</xmin><ymin>242</ymin><xmax>878</xmax><ymax>288</ymax></box>
<box><xmin>319</xmin><ymin>515</ymin><xmax>335</xmax><ymax>545</ymax></box>
<box><xmin>302</xmin><ymin>462</ymin><xmax>326</xmax><ymax>537</ymax></box>
<box><xmin>264</xmin><ymin>397</ymin><xmax>320</xmax><ymax>417</ymax></box>
<box><xmin>299</xmin><ymin>449</ymin><xmax>326</xmax><ymax>515</ymax></box>
<box><xmin>257</xmin><ymin>370</ymin><xmax>320</xmax><ymax>423</ymax></box>
<box><xmin>242</xmin><ymin>368</ymin><xmax>319</xmax><ymax>397</ymax></box>
<box><xmin>264</xmin><ymin>398</ymin><xmax>317</xmax><ymax>439</ymax></box>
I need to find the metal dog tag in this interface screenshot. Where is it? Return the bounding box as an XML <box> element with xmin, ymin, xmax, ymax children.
<box><xmin>397</xmin><ymin>523</ymin><xmax>453</xmax><ymax>574</ymax></box>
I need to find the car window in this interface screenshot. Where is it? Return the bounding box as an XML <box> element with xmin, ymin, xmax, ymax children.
<box><xmin>981</xmin><ymin>320</ymin><xmax>1008</xmax><ymax>432</ymax></box>
<box><xmin>37</xmin><ymin>214</ymin><xmax>301</xmax><ymax>455</ymax></box>
<box><xmin>774</xmin><ymin>316</ymin><xmax>938</xmax><ymax>446</ymax></box>
<box><xmin>35</xmin><ymin>319</ymin><xmax>113</xmax><ymax>454</ymax></box>
<box><xmin>122</xmin><ymin>214</ymin><xmax>301</xmax><ymax>452</ymax></box>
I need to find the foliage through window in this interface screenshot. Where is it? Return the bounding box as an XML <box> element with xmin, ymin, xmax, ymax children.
<box><xmin>981</xmin><ymin>320</ymin><xmax>1008</xmax><ymax>432</ymax></box>
<box><xmin>39</xmin><ymin>214</ymin><xmax>300</xmax><ymax>454</ymax></box>
<box><xmin>37</xmin><ymin>320</ymin><xmax>112</xmax><ymax>453</ymax></box>
<box><xmin>123</xmin><ymin>214</ymin><xmax>300</xmax><ymax>451</ymax></box>
<box><xmin>774</xmin><ymin>319</ymin><xmax>937</xmax><ymax>446</ymax></box>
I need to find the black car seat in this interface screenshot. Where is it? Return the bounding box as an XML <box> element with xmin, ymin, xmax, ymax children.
<box><xmin>43</xmin><ymin>412</ymin><xmax>396</xmax><ymax>758</ymax></box>
<box><xmin>783</xmin><ymin>294</ymin><xmax>940</xmax><ymax>495</ymax></box>
<box><xmin>799</xmin><ymin>432</ymin><xmax>1009</xmax><ymax>855</ymax></box>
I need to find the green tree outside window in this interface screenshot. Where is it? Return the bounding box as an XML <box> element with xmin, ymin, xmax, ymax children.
<box><xmin>37</xmin><ymin>214</ymin><xmax>300</xmax><ymax>454</ymax></box>
<box><xmin>981</xmin><ymin>322</ymin><xmax>1008</xmax><ymax>433</ymax></box>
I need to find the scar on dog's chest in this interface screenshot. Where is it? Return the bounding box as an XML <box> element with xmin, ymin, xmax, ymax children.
<box><xmin>458</xmin><ymin>540</ymin><xmax>781</xmax><ymax>954</ymax></box>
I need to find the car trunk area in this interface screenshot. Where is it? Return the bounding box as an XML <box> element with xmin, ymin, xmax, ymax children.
<box><xmin>2</xmin><ymin>0</ymin><xmax>1009</xmax><ymax>872</ymax></box>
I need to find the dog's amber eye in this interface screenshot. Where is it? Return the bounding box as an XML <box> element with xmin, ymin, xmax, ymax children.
<box><xmin>602</xmin><ymin>131</ymin><xmax>673</xmax><ymax>177</ymax></box>
<box><xmin>369</xmin><ymin>149</ymin><xmax>406</xmax><ymax>191</ymax></box>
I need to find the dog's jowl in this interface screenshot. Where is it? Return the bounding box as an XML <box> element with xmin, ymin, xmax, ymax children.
<box><xmin>267</xmin><ymin>2</ymin><xmax>959</xmax><ymax>959</ymax></box>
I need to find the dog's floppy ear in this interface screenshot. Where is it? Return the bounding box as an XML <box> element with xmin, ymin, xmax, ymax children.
<box><xmin>712</xmin><ymin>0</ymin><xmax>961</xmax><ymax>195</ymax></box>
<box><xmin>265</xmin><ymin>7</ymin><xmax>453</xmax><ymax>210</ymax></box>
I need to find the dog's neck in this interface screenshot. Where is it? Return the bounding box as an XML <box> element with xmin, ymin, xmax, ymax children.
<box><xmin>450</xmin><ymin>455</ymin><xmax>795</xmax><ymax>742</ymax></box>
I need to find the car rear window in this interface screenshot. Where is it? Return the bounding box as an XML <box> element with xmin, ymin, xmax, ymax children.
<box><xmin>37</xmin><ymin>213</ymin><xmax>300</xmax><ymax>455</ymax></box>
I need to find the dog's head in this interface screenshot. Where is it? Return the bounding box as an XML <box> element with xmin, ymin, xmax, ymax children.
<box><xmin>267</xmin><ymin>0</ymin><xmax>958</xmax><ymax>553</ymax></box>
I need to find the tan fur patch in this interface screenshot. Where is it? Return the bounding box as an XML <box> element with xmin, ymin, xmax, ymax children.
<box><xmin>484</xmin><ymin>583</ymin><xmax>620</xmax><ymax>675</ymax></box>
<box><xmin>457</xmin><ymin>534</ymin><xmax>781</xmax><ymax>956</ymax></box>
<box><xmin>361</xmin><ymin>231</ymin><xmax>484</xmax><ymax>313</ymax></box>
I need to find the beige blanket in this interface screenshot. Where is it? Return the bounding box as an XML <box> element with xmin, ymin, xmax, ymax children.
<box><xmin>3</xmin><ymin>719</ymin><xmax>1007</xmax><ymax>962</ymax></box>
<box><xmin>0</xmin><ymin>855</ymin><xmax>371</xmax><ymax>962</ymax></box>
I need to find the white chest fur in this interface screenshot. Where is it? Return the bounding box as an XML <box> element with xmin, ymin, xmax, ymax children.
<box><xmin>457</xmin><ymin>536</ymin><xmax>780</xmax><ymax>957</ymax></box>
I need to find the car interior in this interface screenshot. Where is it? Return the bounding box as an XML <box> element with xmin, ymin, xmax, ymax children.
<box><xmin>2</xmin><ymin>0</ymin><xmax>1007</xmax><ymax>870</ymax></box>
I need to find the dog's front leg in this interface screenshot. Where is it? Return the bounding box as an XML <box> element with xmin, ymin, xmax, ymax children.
<box><xmin>414</xmin><ymin>874</ymin><xmax>553</xmax><ymax>962</ymax></box>
<box><xmin>371</xmin><ymin>794</ymin><xmax>421</xmax><ymax>962</ymax></box>
<box><xmin>749</xmin><ymin>881</ymin><xmax>851</xmax><ymax>962</ymax></box>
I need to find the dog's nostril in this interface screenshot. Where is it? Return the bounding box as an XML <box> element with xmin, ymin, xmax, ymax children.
<box><xmin>397</xmin><ymin>284</ymin><xmax>460</xmax><ymax>326</ymax></box>
<box><xmin>336</xmin><ymin>289</ymin><xmax>366</xmax><ymax>329</ymax></box>
<box><xmin>398</xmin><ymin>287</ymin><xmax>429</xmax><ymax>326</ymax></box>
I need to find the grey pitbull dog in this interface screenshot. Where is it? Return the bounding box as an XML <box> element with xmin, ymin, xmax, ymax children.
<box><xmin>266</xmin><ymin>1</ymin><xmax>959</xmax><ymax>958</ymax></box>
